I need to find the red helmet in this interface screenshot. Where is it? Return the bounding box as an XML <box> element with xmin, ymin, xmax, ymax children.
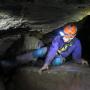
<box><xmin>64</xmin><ymin>24</ymin><xmax>77</xmax><ymax>35</ymax></box>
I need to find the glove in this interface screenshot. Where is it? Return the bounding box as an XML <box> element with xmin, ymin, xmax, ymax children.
<box><xmin>38</xmin><ymin>64</ymin><xmax>48</xmax><ymax>74</ymax></box>
<box><xmin>81</xmin><ymin>59</ymin><xmax>88</xmax><ymax>66</ymax></box>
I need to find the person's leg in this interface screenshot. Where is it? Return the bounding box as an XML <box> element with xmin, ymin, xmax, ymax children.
<box><xmin>0</xmin><ymin>47</ymin><xmax>48</xmax><ymax>67</ymax></box>
<box><xmin>16</xmin><ymin>47</ymin><xmax>48</xmax><ymax>63</ymax></box>
<box><xmin>32</xmin><ymin>47</ymin><xmax>47</xmax><ymax>58</ymax></box>
<box><xmin>52</xmin><ymin>55</ymin><xmax>65</xmax><ymax>66</ymax></box>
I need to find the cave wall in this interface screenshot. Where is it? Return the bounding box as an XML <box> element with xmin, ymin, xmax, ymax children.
<box><xmin>0</xmin><ymin>0</ymin><xmax>90</xmax><ymax>33</ymax></box>
<box><xmin>12</xmin><ymin>64</ymin><xmax>90</xmax><ymax>90</ymax></box>
<box><xmin>35</xmin><ymin>0</ymin><xmax>90</xmax><ymax>7</ymax></box>
<box><xmin>2</xmin><ymin>0</ymin><xmax>88</xmax><ymax>6</ymax></box>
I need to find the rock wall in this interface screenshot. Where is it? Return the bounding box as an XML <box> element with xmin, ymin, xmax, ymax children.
<box><xmin>12</xmin><ymin>64</ymin><xmax>90</xmax><ymax>90</ymax></box>
<box><xmin>0</xmin><ymin>0</ymin><xmax>90</xmax><ymax>34</ymax></box>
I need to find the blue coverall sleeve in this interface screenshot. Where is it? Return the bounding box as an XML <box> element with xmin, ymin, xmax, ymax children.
<box><xmin>60</xmin><ymin>44</ymin><xmax>76</xmax><ymax>58</ymax></box>
<box><xmin>72</xmin><ymin>40</ymin><xmax>82</xmax><ymax>63</ymax></box>
<box><xmin>61</xmin><ymin>39</ymin><xmax>82</xmax><ymax>63</ymax></box>
<box><xmin>44</xmin><ymin>36</ymin><xmax>59</xmax><ymax>65</ymax></box>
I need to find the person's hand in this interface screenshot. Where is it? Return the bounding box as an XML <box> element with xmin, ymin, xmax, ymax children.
<box><xmin>38</xmin><ymin>64</ymin><xmax>49</xmax><ymax>74</ymax></box>
<box><xmin>81</xmin><ymin>59</ymin><xmax>88</xmax><ymax>66</ymax></box>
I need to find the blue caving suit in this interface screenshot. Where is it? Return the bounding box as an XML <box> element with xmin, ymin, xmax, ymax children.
<box><xmin>17</xmin><ymin>31</ymin><xmax>82</xmax><ymax>66</ymax></box>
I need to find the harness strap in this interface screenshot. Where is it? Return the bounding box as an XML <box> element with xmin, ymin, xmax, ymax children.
<box><xmin>56</xmin><ymin>38</ymin><xmax>76</xmax><ymax>55</ymax></box>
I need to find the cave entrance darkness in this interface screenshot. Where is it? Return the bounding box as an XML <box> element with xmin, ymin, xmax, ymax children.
<box><xmin>77</xmin><ymin>15</ymin><xmax>90</xmax><ymax>65</ymax></box>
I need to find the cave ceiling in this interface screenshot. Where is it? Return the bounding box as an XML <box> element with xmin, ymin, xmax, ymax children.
<box><xmin>0</xmin><ymin>0</ymin><xmax>90</xmax><ymax>34</ymax></box>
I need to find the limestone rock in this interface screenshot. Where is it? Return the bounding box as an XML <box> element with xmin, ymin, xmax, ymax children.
<box><xmin>12</xmin><ymin>64</ymin><xmax>90</xmax><ymax>90</ymax></box>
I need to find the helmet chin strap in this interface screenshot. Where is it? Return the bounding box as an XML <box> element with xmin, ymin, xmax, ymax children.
<box><xmin>63</xmin><ymin>37</ymin><xmax>74</xmax><ymax>43</ymax></box>
<box><xmin>68</xmin><ymin>38</ymin><xmax>74</xmax><ymax>42</ymax></box>
<box><xmin>60</xmin><ymin>31</ymin><xmax>75</xmax><ymax>43</ymax></box>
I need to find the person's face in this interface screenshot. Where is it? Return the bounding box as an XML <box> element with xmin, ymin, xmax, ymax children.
<box><xmin>63</xmin><ymin>34</ymin><xmax>75</xmax><ymax>42</ymax></box>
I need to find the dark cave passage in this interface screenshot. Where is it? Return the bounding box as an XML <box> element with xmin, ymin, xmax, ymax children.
<box><xmin>77</xmin><ymin>15</ymin><xmax>90</xmax><ymax>64</ymax></box>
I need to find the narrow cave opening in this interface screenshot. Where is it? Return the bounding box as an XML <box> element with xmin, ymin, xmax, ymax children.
<box><xmin>77</xmin><ymin>15</ymin><xmax>90</xmax><ymax>65</ymax></box>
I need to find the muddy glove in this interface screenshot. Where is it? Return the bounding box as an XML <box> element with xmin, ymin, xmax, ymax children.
<box><xmin>81</xmin><ymin>59</ymin><xmax>88</xmax><ymax>66</ymax></box>
<box><xmin>38</xmin><ymin>64</ymin><xmax>49</xmax><ymax>74</ymax></box>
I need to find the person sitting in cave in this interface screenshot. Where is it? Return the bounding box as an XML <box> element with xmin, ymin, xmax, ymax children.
<box><xmin>0</xmin><ymin>23</ymin><xmax>88</xmax><ymax>71</ymax></box>
<box><xmin>32</xmin><ymin>23</ymin><xmax>88</xmax><ymax>71</ymax></box>
<box><xmin>38</xmin><ymin>23</ymin><xmax>81</xmax><ymax>71</ymax></box>
<box><xmin>16</xmin><ymin>23</ymin><xmax>88</xmax><ymax>72</ymax></box>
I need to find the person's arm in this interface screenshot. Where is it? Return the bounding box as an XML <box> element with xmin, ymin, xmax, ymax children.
<box><xmin>60</xmin><ymin>42</ymin><xmax>76</xmax><ymax>58</ymax></box>
<box><xmin>39</xmin><ymin>36</ymin><xmax>60</xmax><ymax>71</ymax></box>
<box><xmin>61</xmin><ymin>39</ymin><xmax>88</xmax><ymax>65</ymax></box>
<box><xmin>61</xmin><ymin>39</ymin><xmax>82</xmax><ymax>63</ymax></box>
<box><xmin>44</xmin><ymin>36</ymin><xmax>60</xmax><ymax>65</ymax></box>
<box><xmin>72</xmin><ymin>40</ymin><xmax>82</xmax><ymax>63</ymax></box>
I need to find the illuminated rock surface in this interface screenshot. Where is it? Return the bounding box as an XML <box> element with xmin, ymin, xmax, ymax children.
<box><xmin>11</xmin><ymin>64</ymin><xmax>90</xmax><ymax>90</ymax></box>
<box><xmin>0</xmin><ymin>1</ymin><xmax>90</xmax><ymax>33</ymax></box>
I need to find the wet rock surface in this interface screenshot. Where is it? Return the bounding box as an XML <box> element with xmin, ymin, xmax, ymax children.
<box><xmin>10</xmin><ymin>64</ymin><xmax>90</xmax><ymax>90</ymax></box>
